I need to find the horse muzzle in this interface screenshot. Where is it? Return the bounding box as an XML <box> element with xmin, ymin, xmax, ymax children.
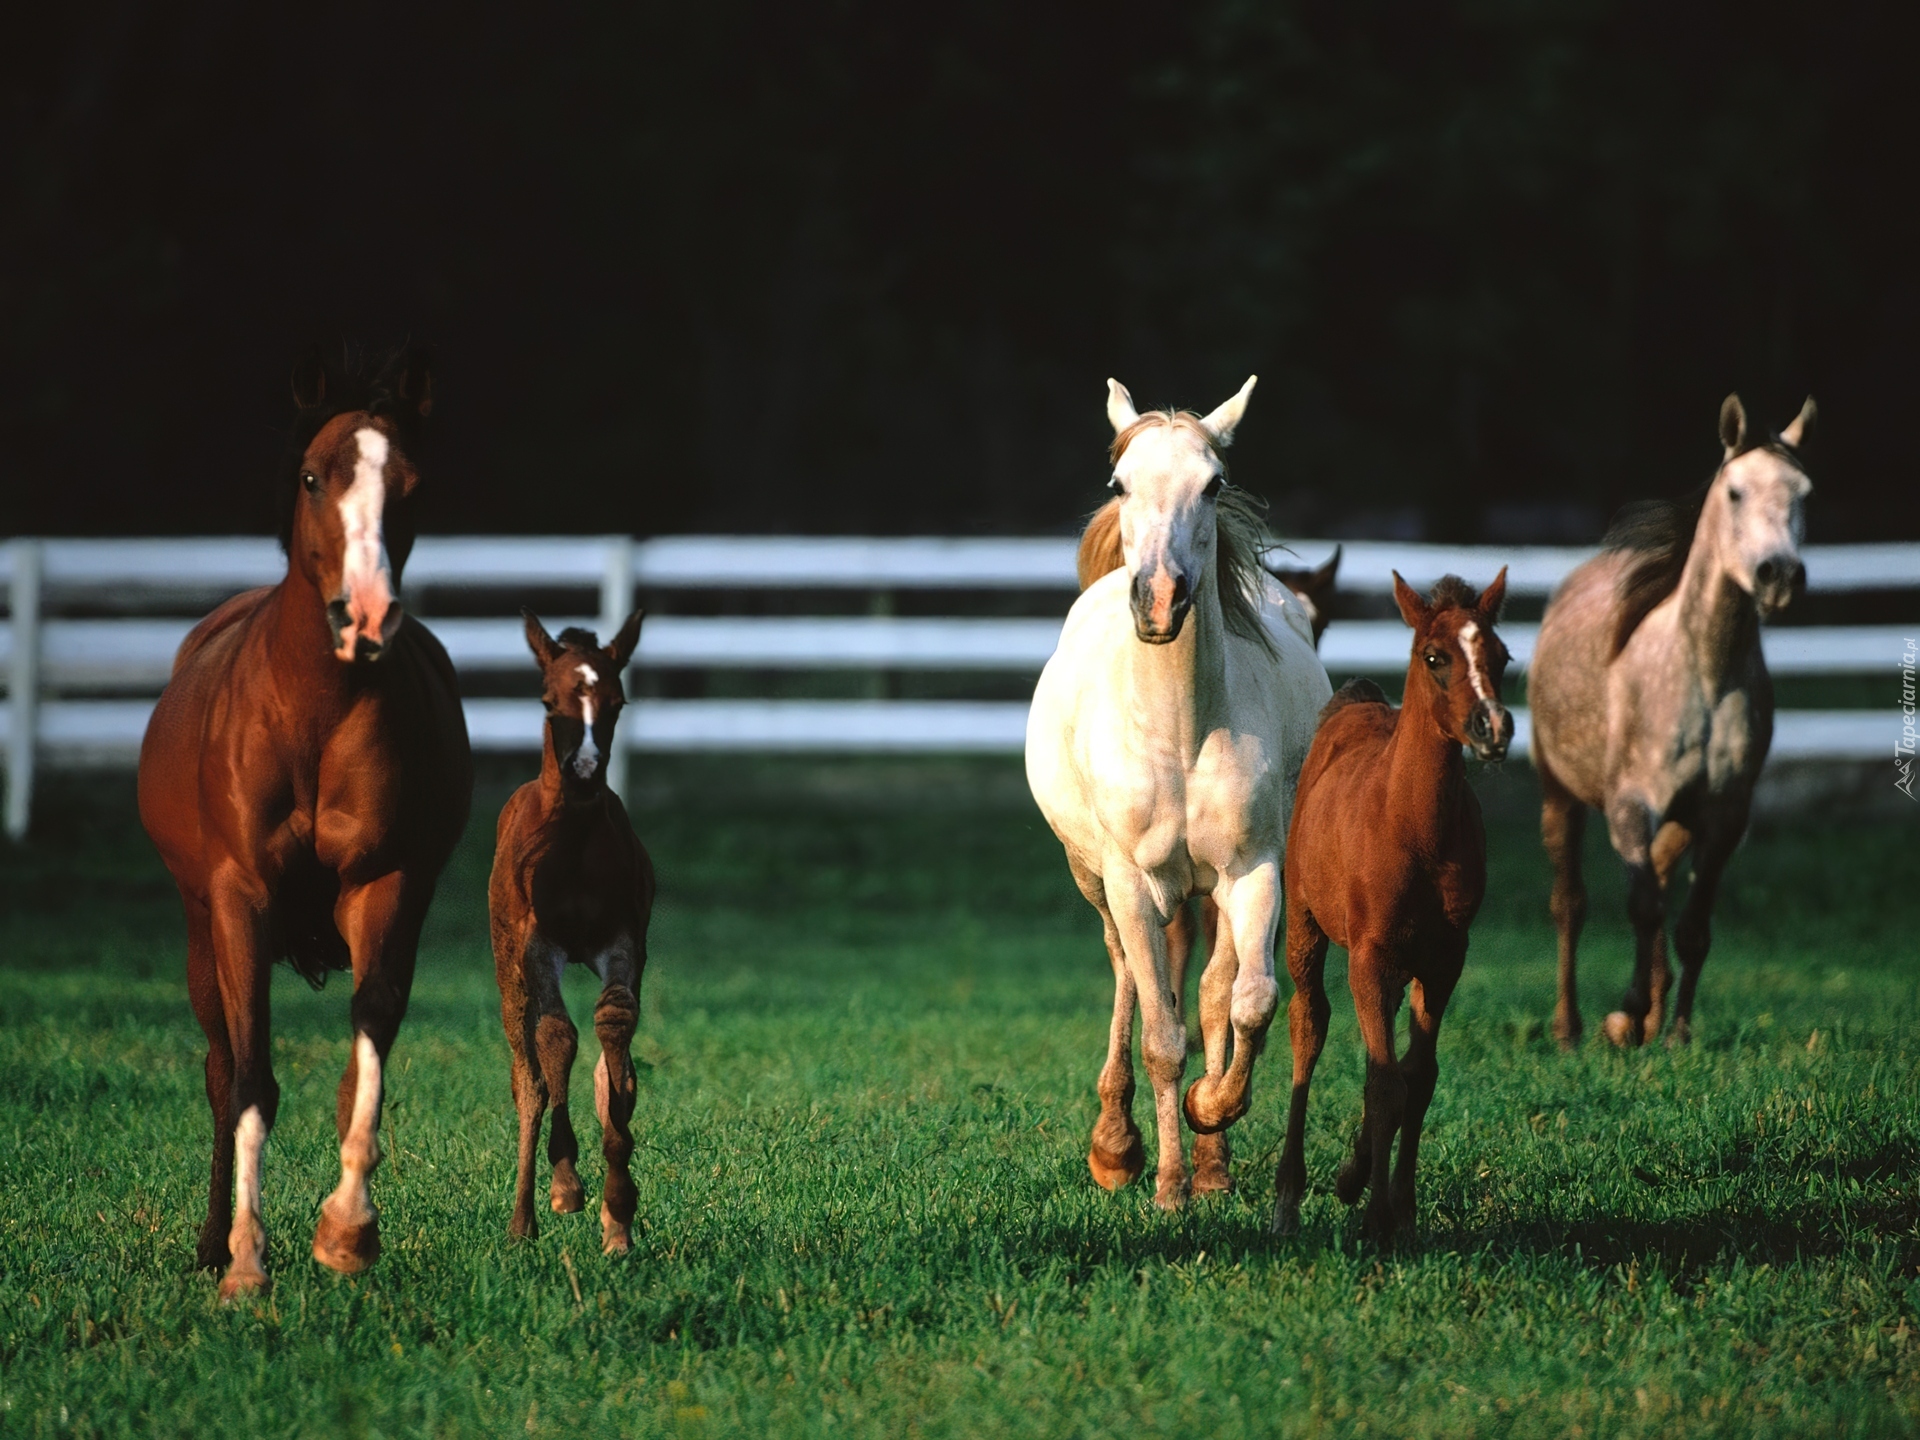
<box><xmin>1130</xmin><ymin>567</ymin><xmax>1192</xmax><ymax>645</ymax></box>
<box><xmin>1752</xmin><ymin>555</ymin><xmax>1806</xmax><ymax>618</ymax></box>
<box><xmin>1467</xmin><ymin>700</ymin><xmax>1514</xmax><ymax>762</ymax></box>
<box><xmin>327</xmin><ymin>595</ymin><xmax>404</xmax><ymax>662</ymax></box>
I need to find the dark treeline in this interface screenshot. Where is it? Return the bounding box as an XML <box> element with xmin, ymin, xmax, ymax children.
<box><xmin>4</xmin><ymin>1</ymin><xmax>1911</xmax><ymax>541</ymax></box>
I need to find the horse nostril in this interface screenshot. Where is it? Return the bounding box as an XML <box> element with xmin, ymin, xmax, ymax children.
<box><xmin>1170</xmin><ymin>575</ymin><xmax>1190</xmax><ymax>609</ymax></box>
<box><xmin>1756</xmin><ymin>559</ymin><xmax>1777</xmax><ymax>587</ymax></box>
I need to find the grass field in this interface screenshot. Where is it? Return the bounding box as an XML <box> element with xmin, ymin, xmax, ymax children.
<box><xmin>1</xmin><ymin>758</ymin><xmax>1915</xmax><ymax>1439</ymax></box>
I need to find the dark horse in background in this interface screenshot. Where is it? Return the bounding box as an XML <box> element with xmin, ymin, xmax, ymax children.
<box><xmin>1529</xmin><ymin>395</ymin><xmax>1813</xmax><ymax>1049</ymax></box>
<box><xmin>138</xmin><ymin>348</ymin><xmax>472</xmax><ymax>1299</ymax></box>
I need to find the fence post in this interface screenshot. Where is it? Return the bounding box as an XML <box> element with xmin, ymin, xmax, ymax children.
<box><xmin>6</xmin><ymin>540</ymin><xmax>43</xmax><ymax>841</ymax></box>
<box><xmin>600</xmin><ymin>535</ymin><xmax>635</xmax><ymax>807</ymax></box>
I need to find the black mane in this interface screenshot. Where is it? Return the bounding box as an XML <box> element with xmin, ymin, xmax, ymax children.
<box><xmin>555</xmin><ymin>626</ymin><xmax>601</xmax><ymax>651</ymax></box>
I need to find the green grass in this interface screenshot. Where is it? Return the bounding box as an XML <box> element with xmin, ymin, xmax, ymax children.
<box><xmin>1</xmin><ymin>759</ymin><xmax>1916</xmax><ymax>1439</ymax></box>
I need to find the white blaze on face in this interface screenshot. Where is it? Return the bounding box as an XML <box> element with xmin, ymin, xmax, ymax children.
<box><xmin>1457</xmin><ymin>621</ymin><xmax>1494</xmax><ymax>702</ymax></box>
<box><xmin>573</xmin><ymin>662</ymin><xmax>601</xmax><ymax>778</ymax></box>
<box><xmin>335</xmin><ymin>427</ymin><xmax>396</xmax><ymax>659</ymax></box>
<box><xmin>322</xmin><ymin>1033</ymin><xmax>383</xmax><ymax>1228</ymax></box>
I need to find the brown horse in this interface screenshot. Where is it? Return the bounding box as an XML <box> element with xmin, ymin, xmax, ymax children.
<box><xmin>138</xmin><ymin>348</ymin><xmax>472</xmax><ymax>1300</ymax></box>
<box><xmin>490</xmin><ymin>611</ymin><xmax>654</xmax><ymax>1254</ymax></box>
<box><xmin>1274</xmin><ymin>570</ymin><xmax>1512</xmax><ymax>1242</ymax></box>
<box><xmin>1529</xmin><ymin>395</ymin><xmax>1813</xmax><ymax>1048</ymax></box>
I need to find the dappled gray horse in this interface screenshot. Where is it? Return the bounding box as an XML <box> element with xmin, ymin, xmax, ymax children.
<box><xmin>1529</xmin><ymin>394</ymin><xmax>1813</xmax><ymax>1048</ymax></box>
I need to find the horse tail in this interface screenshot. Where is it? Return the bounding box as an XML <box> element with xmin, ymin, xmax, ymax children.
<box><xmin>1076</xmin><ymin>499</ymin><xmax>1125</xmax><ymax>591</ymax></box>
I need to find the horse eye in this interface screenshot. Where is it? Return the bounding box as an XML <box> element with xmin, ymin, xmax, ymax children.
<box><xmin>1728</xmin><ymin>486</ymin><xmax>1743</xmax><ymax>503</ymax></box>
<box><xmin>1203</xmin><ymin>477</ymin><xmax>1224</xmax><ymax>500</ymax></box>
<box><xmin>301</xmin><ymin>471</ymin><xmax>320</xmax><ymax>493</ymax></box>
<box><xmin>1425</xmin><ymin>651</ymin><xmax>1444</xmax><ymax>667</ymax></box>
<box><xmin>1107</xmin><ymin>477</ymin><xmax>1125</xmax><ymax>497</ymax></box>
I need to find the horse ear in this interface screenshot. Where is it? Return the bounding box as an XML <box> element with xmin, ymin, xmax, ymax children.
<box><xmin>1392</xmin><ymin>571</ymin><xmax>1429</xmax><ymax>630</ymax></box>
<box><xmin>1309</xmin><ymin>544</ymin><xmax>1341</xmax><ymax>596</ymax></box>
<box><xmin>1780</xmin><ymin>395</ymin><xmax>1816</xmax><ymax>449</ymax></box>
<box><xmin>523</xmin><ymin>609</ymin><xmax>562</xmax><ymax>668</ymax></box>
<box><xmin>1478</xmin><ymin>565</ymin><xmax>1509</xmax><ymax>621</ymax></box>
<box><xmin>393</xmin><ymin>351</ymin><xmax>434</xmax><ymax>420</ymax></box>
<box><xmin>1199</xmin><ymin>375</ymin><xmax>1257</xmax><ymax>447</ymax></box>
<box><xmin>607</xmin><ymin>608</ymin><xmax>645</xmax><ymax>670</ymax></box>
<box><xmin>1719</xmin><ymin>393</ymin><xmax>1747</xmax><ymax>456</ymax></box>
<box><xmin>1106</xmin><ymin>379</ymin><xmax>1140</xmax><ymax>436</ymax></box>
<box><xmin>291</xmin><ymin>347</ymin><xmax>327</xmax><ymax>411</ymax></box>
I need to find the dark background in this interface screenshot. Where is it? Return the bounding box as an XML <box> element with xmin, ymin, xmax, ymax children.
<box><xmin>4</xmin><ymin>1</ymin><xmax>1912</xmax><ymax>543</ymax></box>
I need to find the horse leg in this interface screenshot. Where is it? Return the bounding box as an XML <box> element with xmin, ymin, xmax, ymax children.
<box><xmin>1391</xmin><ymin>957</ymin><xmax>1461</xmax><ymax>1235</ymax></box>
<box><xmin>592</xmin><ymin>937</ymin><xmax>642</xmax><ymax>1255</ymax></box>
<box><xmin>1189</xmin><ymin>899</ymin><xmax>1237</xmax><ymax>1195</ymax></box>
<box><xmin>314</xmin><ymin>871</ymin><xmax>424</xmax><ymax>1276</ymax></box>
<box><xmin>1668</xmin><ymin>809</ymin><xmax>1746</xmax><ymax>1047</ymax></box>
<box><xmin>1337</xmin><ymin>950</ymin><xmax>1405</xmax><ymax>1245</ymax></box>
<box><xmin>498</xmin><ymin>926</ymin><xmax>548</xmax><ymax>1240</ymax></box>
<box><xmin>182</xmin><ymin>892</ymin><xmax>236</xmax><ymax>1271</ymax></box>
<box><xmin>1638</xmin><ymin>821</ymin><xmax>1691</xmax><ymax>1044</ymax></box>
<box><xmin>1104</xmin><ymin>868</ymin><xmax>1189</xmax><ymax>1211</ymax></box>
<box><xmin>207</xmin><ymin>876</ymin><xmax>279</xmax><ymax>1300</ymax></box>
<box><xmin>1273</xmin><ymin>904</ymin><xmax>1330</xmax><ymax>1235</ymax></box>
<box><xmin>1540</xmin><ymin>771</ymin><xmax>1588</xmax><ymax>1050</ymax></box>
<box><xmin>1602</xmin><ymin>802</ymin><xmax>1663</xmax><ymax>1047</ymax></box>
<box><xmin>1072</xmin><ymin>860</ymin><xmax>1144</xmax><ymax>1192</ymax></box>
<box><xmin>1183</xmin><ymin>861</ymin><xmax>1282</xmax><ymax>1135</ymax></box>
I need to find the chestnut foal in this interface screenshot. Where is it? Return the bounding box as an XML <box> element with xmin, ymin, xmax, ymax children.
<box><xmin>1274</xmin><ymin>571</ymin><xmax>1513</xmax><ymax>1242</ymax></box>
<box><xmin>490</xmin><ymin>611</ymin><xmax>654</xmax><ymax>1253</ymax></box>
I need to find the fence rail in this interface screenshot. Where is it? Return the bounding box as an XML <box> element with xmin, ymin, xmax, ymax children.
<box><xmin>4</xmin><ymin>534</ymin><xmax>1913</xmax><ymax>838</ymax></box>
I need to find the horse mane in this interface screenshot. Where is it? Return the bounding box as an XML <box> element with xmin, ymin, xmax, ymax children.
<box><xmin>1318</xmin><ymin>676</ymin><xmax>1388</xmax><ymax>724</ymax></box>
<box><xmin>555</xmin><ymin>626</ymin><xmax>601</xmax><ymax>651</ymax></box>
<box><xmin>1081</xmin><ymin>411</ymin><xmax>1279</xmax><ymax>656</ymax></box>
<box><xmin>1076</xmin><ymin>498</ymin><xmax>1124</xmax><ymax>590</ymax></box>
<box><xmin>1425</xmin><ymin>575</ymin><xmax>1481</xmax><ymax>614</ymax></box>
<box><xmin>275</xmin><ymin>343</ymin><xmax>430</xmax><ymax>550</ymax></box>
<box><xmin>1599</xmin><ymin>479</ymin><xmax>1709</xmax><ymax>657</ymax></box>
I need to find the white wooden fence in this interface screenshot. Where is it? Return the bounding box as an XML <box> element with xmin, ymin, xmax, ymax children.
<box><xmin>3</xmin><ymin>535</ymin><xmax>1913</xmax><ymax>838</ymax></box>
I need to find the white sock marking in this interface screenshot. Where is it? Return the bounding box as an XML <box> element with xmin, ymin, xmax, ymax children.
<box><xmin>230</xmin><ymin>1105</ymin><xmax>266</xmax><ymax>1252</ymax></box>
<box><xmin>324</xmin><ymin>1033</ymin><xmax>382</xmax><ymax>1225</ymax></box>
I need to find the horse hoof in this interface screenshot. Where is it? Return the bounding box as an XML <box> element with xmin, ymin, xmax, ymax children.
<box><xmin>1334</xmin><ymin>1159</ymin><xmax>1367</xmax><ymax>1206</ymax></box>
<box><xmin>1665</xmin><ymin>1019</ymin><xmax>1693</xmax><ymax>1049</ymax></box>
<box><xmin>1088</xmin><ymin>1133</ymin><xmax>1145</xmax><ymax>1191</ymax></box>
<box><xmin>509</xmin><ymin>1213</ymin><xmax>538</xmax><ymax>1242</ymax></box>
<box><xmin>1182</xmin><ymin>1075</ymin><xmax>1247</xmax><ymax>1135</ymax></box>
<box><xmin>1191</xmin><ymin>1132</ymin><xmax>1232</xmax><ymax>1194</ymax></box>
<box><xmin>1601</xmin><ymin>1011</ymin><xmax>1639</xmax><ymax>1047</ymax></box>
<box><xmin>312</xmin><ymin>1212</ymin><xmax>380</xmax><ymax>1275</ymax></box>
<box><xmin>217</xmin><ymin>1266</ymin><xmax>270</xmax><ymax>1303</ymax></box>
<box><xmin>1272</xmin><ymin>1202</ymin><xmax>1301</xmax><ymax>1237</ymax></box>
<box><xmin>1153</xmin><ymin>1179</ymin><xmax>1189</xmax><ymax>1213</ymax></box>
<box><xmin>602</xmin><ymin>1226</ymin><xmax>631</xmax><ymax>1257</ymax></box>
<box><xmin>551</xmin><ymin>1181</ymin><xmax>586</xmax><ymax>1215</ymax></box>
<box><xmin>196</xmin><ymin>1237</ymin><xmax>233</xmax><ymax>1273</ymax></box>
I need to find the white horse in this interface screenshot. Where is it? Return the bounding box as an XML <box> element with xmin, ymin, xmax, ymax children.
<box><xmin>1026</xmin><ymin>377</ymin><xmax>1331</xmax><ymax>1209</ymax></box>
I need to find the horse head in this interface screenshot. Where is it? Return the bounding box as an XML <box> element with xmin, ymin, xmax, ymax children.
<box><xmin>1392</xmin><ymin>568</ymin><xmax>1515</xmax><ymax>763</ymax></box>
<box><xmin>523</xmin><ymin>609</ymin><xmax>644</xmax><ymax>791</ymax></box>
<box><xmin>1710</xmin><ymin>394</ymin><xmax>1815</xmax><ymax>618</ymax></box>
<box><xmin>285</xmin><ymin>348</ymin><xmax>434</xmax><ymax>662</ymax></box>
<box><xmin>1103</xmin><ymin>376</ymin><xmax>1257</xmax><ymax>644</ymax></box>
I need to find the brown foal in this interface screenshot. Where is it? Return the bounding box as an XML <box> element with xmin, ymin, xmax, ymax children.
<box><xmin>1274</xmin><ymin>570</ymin><xmax>1512</xmax><ymax>1242</ymax></box>
<box><xmin>138</xmin><ymin>349</ymin><xmax>472</xmax><ymax>1299</ymax></box>
<box><xmin>490</xmin><ymin>610</ymin><xmax>654</xmax><ymax>1254</ymax></box>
